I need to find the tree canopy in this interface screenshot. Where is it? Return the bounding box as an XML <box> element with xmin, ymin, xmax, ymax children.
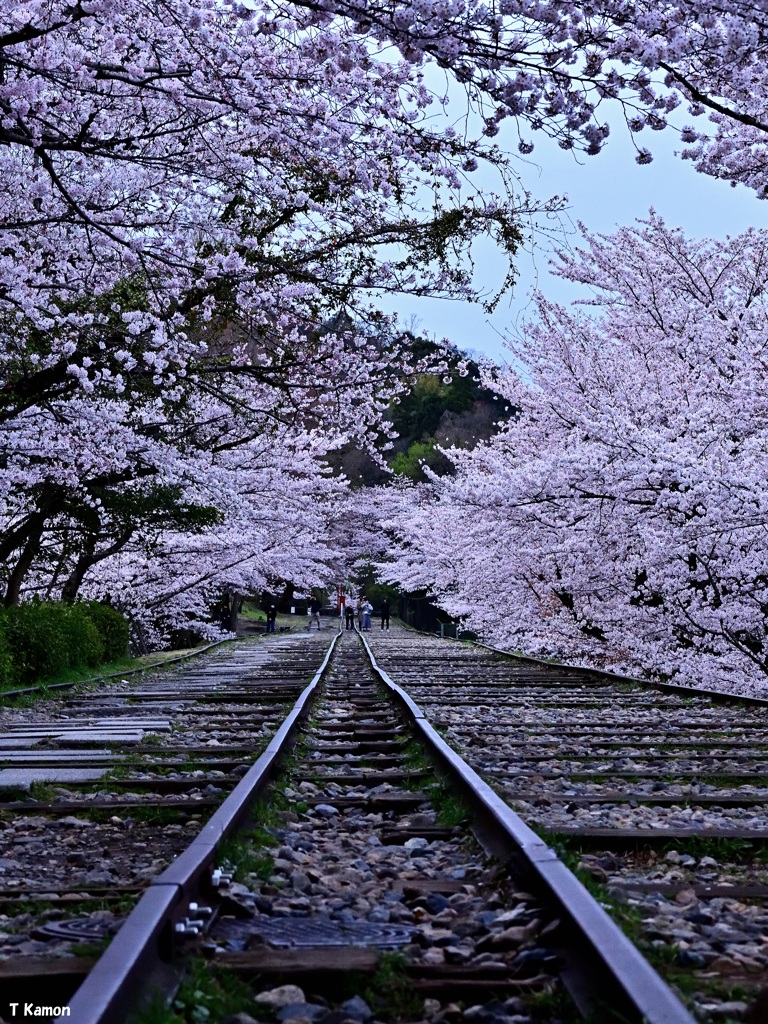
<box><xmin>2</xmin><ymin>1</ymin><xmax>768</xmax><ymax>652</ymax></box>
<box><xmin>378</xmin><ymin>216</ymin><xmax>768</xmax><ymax>693</ymax></box>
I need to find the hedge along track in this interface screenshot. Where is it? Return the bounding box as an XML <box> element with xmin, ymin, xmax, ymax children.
<box><xmin>0</xmin><ymin>629</ymin><xmax>334</xmax><ymax>1022</ymax></box>
<box><xmin>364</xmin><ymin>626</ymin><xmax>768</xmax><ymax>1023</ymax></box>
<box><xmin>47</xmin><ymin>628</ymin><xmax>695</xmax><ymax>1024</ymax></box>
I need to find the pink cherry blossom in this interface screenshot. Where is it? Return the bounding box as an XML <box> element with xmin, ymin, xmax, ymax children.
<box><xmin>379</xmin><ymin>215</ymin><xmax>768</xmax><ymax>695</ymax></box>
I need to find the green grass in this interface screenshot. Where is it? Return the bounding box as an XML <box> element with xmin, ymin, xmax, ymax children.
<box><xmin>131</xmin><ymin>959</ymin><xmax>263</xmax><ymax>1024</ymax></box>
<box><xmin>239</xmin><ymin>604</ymin><xmax>266</xmax><ymax>623</ymax></box>
<box><xmin>426</xmin><ymin>782</ymin><xmax>469</xmax><ymax>826</ymax></box>
<box><xmin>0</xmin><ymin>901</ymin><xmax>56</xmax><ymax>916</ymax></box>
<box><xmin>522</xmin><ymin>986</ymin><xmax>608</xmax><ymax>1023</ymax></box>
<box><xmin>140</xmin><ymin>733</ymin><xmax>166</xmax><ymax>748</ymax></box>
<box><xmin>363</xmin><ymin>951</ymin><xmax>421</xmax><ymax>1020</ymax></box>
<box><xmin>69</xmin><ymin>937</ymin><xmax>112</xmax><ymax>958</ymax></box>
<box><xmin>216</xmin><ymin>825</ymin><xmax>279</xmax><ymax>883</ymax></box>
<box><xmin>28</xmin><ymin>781</ymin><xmax>56</xmax><ymax>802</ymax></box>
<box><xmin>402</xmin><ymin>741</ymin><xmax>430</xmax><ymax>773</ymax></box>
<box><xmin>130</xmin><ymin>991</ymin><xmax>180</xmax><ymax>1024</ymax></box>
<box><xmin>101</xmin><ymin>752</ymin><xmax>152</xmax><ymax>779</ymax></box>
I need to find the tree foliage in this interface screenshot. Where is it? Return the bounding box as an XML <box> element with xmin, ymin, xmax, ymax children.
<box><xmin>0</xmin><ymin>0</ymin><xmax>529</xmax><ymax>636</ymax></box>
<box><xmin>378</xmin><ymin>216</ymin><xmax>768</xmax><ymax>694</ymax></box>
<box><xmin>0</xmin><ymin>600</ymin><xmax>129</xmax><ymax>687</ymax></box>
<box><xmin>3</xmin><ymin>0</ymin><xmax>768</xmax><ymax>647</ymax></box>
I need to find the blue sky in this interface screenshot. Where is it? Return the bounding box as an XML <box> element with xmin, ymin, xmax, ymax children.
<box><xmin>377</xmin><ymin>113</ymin><xmax>765</xmax><ymax>363</ymax></box>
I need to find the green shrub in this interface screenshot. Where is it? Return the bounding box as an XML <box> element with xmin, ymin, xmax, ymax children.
<box><xmin>64</xmin><ymin>605</ymin><xmax>104</xmax><ymax>667</ymax></box>
<box><xmin>0</xmin><ymin>600</ymin><xmax>129</xmax><ymax>687</ymax></box>
<box><xmin>81</xmin><ymin>601</ymin><xmax>129</xmax><ymax>661</ymax></box>
<box><xmin>0</xmin><ymin>623</ymin><xmax>14</xmax><ymax>687</ymax></box>
<box><xmin>1</xmin><ymin>602</ymin><xmax>69</xmax><ymax>684</ymax></box>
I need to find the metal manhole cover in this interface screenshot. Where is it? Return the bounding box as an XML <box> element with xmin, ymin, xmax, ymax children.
<box><xmin>33</xmin><ymin>917</ymin><xmax>115</xmax><ymax>942</ymax></box>
<box><xmin>217</xmin><ymin>914</ymin><xmax>414</xmax><ymax>949</ymax></box>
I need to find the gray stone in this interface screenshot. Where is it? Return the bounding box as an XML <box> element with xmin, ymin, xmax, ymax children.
<box><xmin>424</xmin><ymin>894</ymin><xmax>450</xmax><ymax>914</ymax></box>
<box><xmin>694</xmin><ymin>1002</ymin><xmax>749</xmax><ymax>1020</ymax></box>
<box><xmin>404</xmin><ymin>837</ymin><xmax>429</xmax><ymax>851</ymax></box>
<box><xmin>313</xmin><ymin>804</ymin><xmax>339</xmax><ymax>818</ymax></box>
<box><xmin>255</xmin><ymin>986</ymin><xmax>306</xmax><ymax>1008</ymax></box>
<box><xmin>338</xmin><ymin>997</ymin><xmax>372</xmax><ymax>1022</ymax></box>
<box><xmin>277</xmin><ymin>1005</ymin><xmax>327</xmax><ymax>1022</ymax></box>
<box><xmin>84</xmin><ymin>870</ymin><xmax>117</xmax><ymax>884</ymax></box>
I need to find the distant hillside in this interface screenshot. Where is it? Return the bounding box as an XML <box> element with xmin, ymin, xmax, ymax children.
<box><xmin>328</xmin><ymin>339</ymin><xmax>512</xmax><ymax>486</ymax></box>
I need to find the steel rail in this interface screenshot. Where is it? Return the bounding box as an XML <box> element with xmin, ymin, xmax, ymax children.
<box><xmin>55</xmin><ymin>629</ymin><xmax>342</xmax><ymax>1024</ymax></box>
<box><xmin>357</xmin><ymin>629</ymin><xmax>695</xmax><ymax>1024</ymax></box>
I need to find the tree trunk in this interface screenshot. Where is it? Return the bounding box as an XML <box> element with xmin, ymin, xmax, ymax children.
<box><xmin>3</xmin><ymin>527</ymin><xmax>43</xmax><ymax>606</ymax></box>
<box><xmin>225</xmin><ymin>592</ymin><xmax>243</xmax><ymax>633</ymax></box>
<box><xmin>60</xmin><ymin>533</ymin><xmax>133</xmax><ymax>603</ymax></box>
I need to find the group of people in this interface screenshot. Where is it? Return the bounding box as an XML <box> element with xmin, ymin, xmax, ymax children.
<box><xmin>342</xmin><ymin>594</ymin><xmax>390</xmax><ymax>632</ymax></box>
<box><xmin>309</xmin><ymin>592</ymin><xmax>390</xmax><ymax>631</ymax></box>
<box><xmin>266</xmin><ymin>594</ymin><xmax>392</xmax><ymax>632</ymax></box>
<box><xmin>264</xmin><ymin>593</ymin><xmax>393</xmax><ymax>630</ymax></box>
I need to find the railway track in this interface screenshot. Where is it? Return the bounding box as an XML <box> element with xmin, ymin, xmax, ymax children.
<box><xmin>5</xmin><ymin>618</ymin><xmax>755</xmax><ymax>1022</ymax></box>
<box><xmin>0</xmin><ymin>623</ymin><xmax>700</xmax><ymax>1024</ymax></box>
<box><xmin>365</xmin><ymin>626</ymin><xmax>768</xmax><ymax>1023</ymax></box>
<box><xmin>0</xmin><ymin>631</ymin><xmax>331</xmax><ymax>1021</ymax></box>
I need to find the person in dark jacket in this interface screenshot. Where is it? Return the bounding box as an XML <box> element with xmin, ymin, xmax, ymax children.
<box><xmin>309</xmin><ymin>596</ymin><xmax>322</xmax><ymax>630</ymax></box>
<box><xmin>266</xmin><ymin>604</ymin><xmax>277</xmax><ymax>633</ymax></box>
<box><xmin>380</xmin><ymin>598</ymin><xmax>390</xmax><ymax>630</ymax></box>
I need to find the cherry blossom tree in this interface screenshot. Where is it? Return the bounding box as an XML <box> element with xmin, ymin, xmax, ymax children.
<box><xmin>4</xmin><ymin>0</ymin><xmax>768</xmax><ymax>643</ymax></box>
<box><xmin>0</xmin><ymin>0</ymin><xmax>529</xmax><ymax>625</ymax></box>
<box><xmin>304</xmin><ymin>1</ymin><xmax>768</xmax><ymax>191</ymax></box>
<box><xmin>379</xmin><ymin>215</ymin><xmax>768</xmax><ymax>694</ymax></box>
<box><xmin>2</xmin><ymin>0</ymin><xmax>767</xmax><ymax>385</ymax></box>
<box><xmin>81</xmin><ymin>438</ymin><xmax>353</xmax><ymax>647</ymax></box>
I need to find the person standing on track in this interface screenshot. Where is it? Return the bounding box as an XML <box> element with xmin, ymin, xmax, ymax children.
<box><xmin>361</xmin><ymin>597</ymin><xmax>372</xmax><ymax>631</ymax></box>
<box><xmin>309</xmin><ymin>595</ymin><xmax>322</xmax><ymax>630</ymax></box>
<box><xmin>380</xmin><ymin>598</ymin><xmax>390</xmax><ymax>630</ymax></box>
<box><xmin>345</xmin><ymin>594</ymin><xmax>357</xmax><ymax>630</ymax></box>
<box><xmin>266</xmin><ymin>604</ymin><xmax>277</xmax><ymax>633</ymax></box>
